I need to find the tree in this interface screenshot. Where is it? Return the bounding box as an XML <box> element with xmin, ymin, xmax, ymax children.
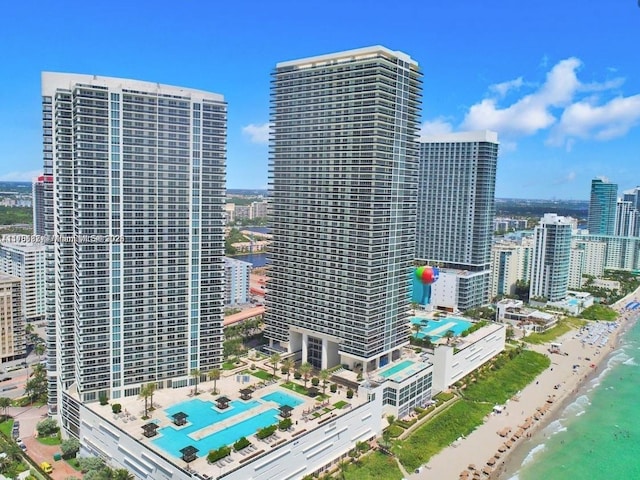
<box><xmin>269</xmin><ymin>353</ymin><xmax>281</xmax><ymax>378</ymax></box>
<box><xmin>35</xmin><ymin>342</ymin><xmax>46</xmax><ymax>359</ymax></box>
<box><xmin>422</xmin><ymin>335</ymin><xmax>433</xmax><ymax>349</ymax></box>
<box><xmin>412</xmin><ymin>322</ymin><xmax>422</xmax><ymax>338</ymax></box>
<box><xmin>319</xmin><ymin>369</ymin><xmax>330</xmax><ymax>396</ymax></box>
<box><xmin>208</xmin><ymin>368</ymin><xmax>221</xmax><ymax>394</ymax></box>
<box><xmin>281</xmin><ymin>358</ymin><xmax>294</xmax><ymax>383</ymax></box>
<box><xmin>138</xmin><ymin>383</ymin><xmax>154</xmax><ymax>418</ymax></box>
<box><xmin>506</xmin><ymin>326</ymin><xmax>515</xmax><ymax>341</ymax></box>
<box><xmin>77</xmin><ymin>456</ymin><xmax>106</xmax><ymax>474</ymax></box>
<box><xmin>36</xmin><ymin>418</ymin><xmax>59</xmax><ymax>436</ymax></box>
<box><xmin>61</xmin><ymin>438</ymin><xmax>81</xmax><ymax>459</ymax></box>
<box><xmin>147</xmin><ymin>382</ymin><xmax>157</xmax><ymax>410</ymax></box>
<box><xmin>191</xmin><ymin>368</ymin><xmax>201</xmax><ymax>395</ymax></box>
<box><xmin>444</xmin><ymin>329</ymin><xmax>455</xmax><ymax>345</ymax></box>
<box><xmin>386</xmin><ymin>414</ymin><xmax>395</xmax><ymax>427</ymax></box>
<box><xmin>299</xmin><ymin>362</ymin><xmax>312</xmax><ymax>389</ymax></box>
<box><xmin>112</xmin><ymin>469</ymin><xmax>135</xmax><ymax>480</ymax></box>
<box><xmin>25</xmin><ymin>323</ymin><xmax>34</xmax><ymax>335</ymax></box>
<box><xmin>0</xmin><ymin>396</ymin><xmax>11</xmax><ymax>420</ymax></box>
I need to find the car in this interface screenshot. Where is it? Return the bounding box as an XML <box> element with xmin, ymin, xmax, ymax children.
<box><xmin>40</xmin><ymin>462</ymin><xmax>53</xmax><ymax>474</ymax></box>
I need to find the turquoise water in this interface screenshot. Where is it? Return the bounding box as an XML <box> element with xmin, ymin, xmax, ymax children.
<box><xmin>261</xmin><ymin>391</ymin><xmax>304</xmax><ymax>407</ymax></box>
<box><xmin>379</xmin><ymin>360</ymin><xmax>415</xmax><ymax>378</ymax></box>
<box><xmin>153</xmin><ymin>408</ymin><xmax>281</xmax><ymax>457</ymax></box>
<box><xmin>411</xmin><ymin>316</ymin><xmax>472</xmax><ymax>340</ymax></box>
<box><xmin>510</xmin><ymin>318</ymin><xmax>640</xmax><ymax>479</ymax></box>
<box><xmin>154</xmin><ymin>391</ymin><xmax>303</xmax><ymax>459</ymax></box>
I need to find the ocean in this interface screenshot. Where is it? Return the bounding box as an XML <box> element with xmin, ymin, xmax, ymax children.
<box><xmin>509</xmin><ymin>317</ymin><xmax>640</xmax><ymax>479</ymax></box>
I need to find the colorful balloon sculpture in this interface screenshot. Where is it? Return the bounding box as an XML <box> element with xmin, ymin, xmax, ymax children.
<box><xmin>415</xmin><ymin>266</ymin><xmax>439</xmax><ymax>285</ymax></box>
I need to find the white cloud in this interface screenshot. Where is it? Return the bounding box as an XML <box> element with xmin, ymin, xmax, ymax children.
<box><xmin>0</xmin><ymin>170</ymin><xmax>42</xmax><ymax>182</ymax></box>
<box><xmin>553</xmin><ymin>170</ymin><xmax>577</xmax><ymax>185</ymax></box>
<box><xmin>462</xmin><ymin>58</ymin><xmax>582</xmax><ymax>136</ymax></box>
<box><xmin>489</xmin><ymin>77</ymin><xmax>524</xmax><ymax>98</ymax></box>
<box><xmin>419</xmin><ymin>118</ymin><xmax>453</xmax><ymax>138</ymax></box>
<box><xmin>548</xmin><ymin>94</ymin><xmax>640</xmax><ymax>146</ymax></box>
<box><xmin>242</xmin><ymin>122</ymin><xmax>272</xmax><ymax>144</ymax></box>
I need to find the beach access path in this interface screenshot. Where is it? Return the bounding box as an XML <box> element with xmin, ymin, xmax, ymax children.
<box><xmin>408</xmin><ymin>290</ymin><xmax>640</xmax><ymax>480</ymax></box>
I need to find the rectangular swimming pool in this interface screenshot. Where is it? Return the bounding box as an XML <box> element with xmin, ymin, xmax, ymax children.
<box><xmin>379</xmin><ymin>360</ymin><xmax>415</xmax><ymax>378</ymax></box>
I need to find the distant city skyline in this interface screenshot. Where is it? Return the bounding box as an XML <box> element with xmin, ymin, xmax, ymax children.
<box><xmin>1</xmin><ymin>1</ymin><xmax>639</xmax><ymax>199</ymax></box>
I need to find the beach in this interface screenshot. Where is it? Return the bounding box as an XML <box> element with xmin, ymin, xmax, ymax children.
<box><xmin>410</xmin><ymin>289</ymin><xmax>640</xmax><ymax>480</ymax></box>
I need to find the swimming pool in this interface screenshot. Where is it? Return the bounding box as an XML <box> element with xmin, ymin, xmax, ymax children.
<box><xmin>153</xmin><ymin>407</ymin><xmax>281</xmax><ymax>457</ymax></box>
<box><xmin>261</xmin><ymin>391</ymin><xmax>304</xmax><ymax>407</ymax></box>
<box><xmin>379</xmin><ymin>360</ymin><xmax>415</xmax><ymax>378</ymax></box>
<box><xmin>411</xmin><ymin>316</ymin><xmax>472</xmax><ymax>340</ymax></box>
<box><xmin>153</xmin><ymin>390</ymin><xmax>305</xmax><ymax>460</ymax></box>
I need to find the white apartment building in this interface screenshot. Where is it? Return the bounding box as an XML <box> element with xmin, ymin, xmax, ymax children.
<box><xmin>530</xmin><ymin>214</ymin><xmax>573</xmax><ymax>302</ymax></box>
<box><xmin>572</xmin><ymin>233</ymin><xmax>640</xmax><ymax>272</ymax></box>
<box><xmin>42</xmin><ymin>72</ymin><xmax>226</xmax><ymax>434</ymax></box>
<box><xmin>0</xmin><ymin>242</ymin><xmax>46</xmax><ymax>322</ymax></box>
<box><xmin>224</xmin><ymin>257</ymin><xmax>252</xmax><ymax>306</ymax></box>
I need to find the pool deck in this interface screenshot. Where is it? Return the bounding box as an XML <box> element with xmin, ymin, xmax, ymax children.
<box><xmin>84</xmin><ymin>357</ymin><xmax>368</xmax><ymax>477</ymax></box>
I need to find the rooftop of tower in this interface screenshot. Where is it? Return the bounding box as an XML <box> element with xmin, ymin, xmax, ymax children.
<box><xmin>41</xmin><ymin>72</ymin><xmax>224</xmax><ymax>102</ymax></box>
<box><xmin>276</xmin><ymin>45</ymin><xmax>418</xmax><ymax>69</ymax></box>
<box><xmin>420</xmin><ymin>130</ymin><xmax>499</xmax><ymax>144</ymax></box>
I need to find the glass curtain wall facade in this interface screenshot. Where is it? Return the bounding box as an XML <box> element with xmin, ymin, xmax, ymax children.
<box><xmin>588</xmin><ymin>178</ymin><xmax>617</xmax><ymax>235</ymax></box>
<box><xmin>416</xmin><ymin>131</ymin><xmax>499</xmax><ymax>308</ymax></box>
<box><xmin>265</xmin><ymin>46</ymin><xmax>422</xmax><ymax>370</ymax></box>
<box><xmin>42</xmin><ymin>73</ymin><xmax>226</xmax><ymax>430</ymax></box>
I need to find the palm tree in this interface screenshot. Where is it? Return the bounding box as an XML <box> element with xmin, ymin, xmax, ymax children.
<box><xmin>269</xmin><ymin>353</ymin><xmax>281</xmax><ymax>378</ymax></box>
<box><xmin>281</xmin><ymin>358</ymin><xmax>294</xmax><ymax>383</ymax></box>
<box><xmin>319</xmin><ymin>369</ymin><xmax>330</xmax><ymax>396</ymax></box>
<box><xmin>35</xmin><ymin>343</ymin><xmax>45</xmax><ymax>359</ymax></box>
<box><xmin>0</xmin><ymin>397</ymin><xmax>11</xmax><ymax>421</ymax></box>
<box><xmin>208</xmin><ymin>368</ymin><xmax>221</xmax><ymax>394</ymax></box>
<box><xmin>112</xmin><ymin>468</ymin><xmax>135</xmax><ymax>480</ymax></box>
<box><xmin>299</xmin><ymin>362</ymin><xmax>312</xmax><ymax>389</ymax></box>
<box><xmin>146</xmin><ymin>382</ymin><xmax>157</xmax><ymax>411</ymax></box>
<box><xmin>191</xmin><ymin>368</ymin><xmax>201</xmax><ymax>395</ymax></box>
<box><xmin>412</xmin><ymin>322</ymin><xmax>422</xmax><ymax>338</ymax></box>
<box><xmin>138</xmin><ymin>384</ymin><xmax>153</xmax><ymax>418</ymax></box>
<box><xmin>444</xmin><ymin>329</ymin><xmax>455</xmax><ymax>345</ymax></box>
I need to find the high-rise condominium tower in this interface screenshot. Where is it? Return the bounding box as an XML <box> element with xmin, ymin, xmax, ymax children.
<box><xmin>42</xmin><ymin>73</ymin><xmax>226</xmax><ymax>431</ymax></box>
<box><xmin>416</xmin><ymin>131</ymin><xmax>499</xmax><ymax>309</ymax></box>
<box><xmin>588</xmin><ymin>178</ymin><xmax>617</xmax><ymax>235</ymax></box>
<box><xmin>265</xmin><ymin>46</ymin><xmax>422</xmax><ymax>371</ymax></box>
<box><xmin>615</xmin><ymin>186</ymin><xmax>640</xmax><ymax>237</ymax></box>
<box><xmin>32</xmin><ymin>174</ymin><xmax>53</xmax><ymax>237</ymax></box>
<box><xmin>530</xmin><ymin>213</ymin><xmax>573</xmax><ymax>302</ymax></box>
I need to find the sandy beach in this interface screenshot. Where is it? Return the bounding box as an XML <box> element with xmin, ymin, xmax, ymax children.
<box><xmin>409</xmin><ymin>288</ymin><xmax>640</xmax><ymax>480</ymax></box>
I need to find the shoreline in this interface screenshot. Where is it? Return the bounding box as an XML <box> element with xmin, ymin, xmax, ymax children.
<box><xmin>412</xmin><ymin>287</ymin><xmax>640</xmax><ymax>480</ymax></box>
<box><xmin>494</xmin><ymin>310</ymin><xmax>638</xmax><ymax>479</ymax></box>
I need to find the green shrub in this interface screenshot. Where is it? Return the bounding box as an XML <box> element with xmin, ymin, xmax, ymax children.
<box><xmin>346</xmin><ymin>389</ymin><xmax>354</xmax><ymax>399</ymax></box>
<box><xmin>207</xmin><ymin>446</ymin><xmax>231</xmax><ymax>463</ymax></box>
<box><xmin>278</xmin><ymin>418</ymin><xmax>292</xmax><ymax>431</ymax></box>
<box><xmin>233</xmin><ymin>437</ymin><xmax>250</xmax><ymax>451</ymax></box>
<box><xmin>256</xmin><ymin>424</ymin><xmax>277</xmax><ymax>439</ymax></box>
<box><xmin>311</xmin><ymin>377</ymin><xmax>319</xmax><ymax>386</ymax></box>
<box><xmin>330</xmin><ymin>383</ymin><xmax>337</xmax><ymax>393</ymax></box>
<box><xmin>98</xmin><ymin>392</ymin><xmax>109</xmax><ymax>406</ymax></box>
<box><xmin>111</xmin><ymin>403</ymin><xmax>122</xmax><ymax>414</ymax></box>
<box><xmin>36</xmin><ymin>418</ymin><xmax>59</xmax><ymax>436</ymax></box>
<box><xmin>294</xmin><ymin>371</ymin><xmax>302</xmax><ymax>380</ymax></box>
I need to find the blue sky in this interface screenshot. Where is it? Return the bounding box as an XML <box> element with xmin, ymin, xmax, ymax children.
<box><xmin>1</xmin><ymin>0</ymin><xmax>639</xmax><ymax>199</ymax></box>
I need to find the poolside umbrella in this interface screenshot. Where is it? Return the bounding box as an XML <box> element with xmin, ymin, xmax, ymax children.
<box><xmin>141</xmin><ymin>423</ymin><xmax>159</xmax><ymax>438</ymax></box>
<box><xmin>279</xmin><ymin>405</ymin><xmax>293</xmax><ymax>418</ymax></box>
<box><xmin>180</xmin><ymin>445</ymin><xmax>199</xmax><ymax>463</ymax></box>
<box><xmin>172</xmin><ymin>412</ymin><xmax>188</xmax><ymax>426</ymax></box>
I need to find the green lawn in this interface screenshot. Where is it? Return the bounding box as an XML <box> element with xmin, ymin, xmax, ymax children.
<box><xmin>0</xmin><ymin>418</ymin><xmax>14</xmax><ymax>437</ymax></box>
<box><xmin>281</xmin><ymin>381</ymin><xmax>308</xmax><ymax>396</ymax></box>
<box><xmin>37</xmin><ymin>435</ymin><xmax>61</xmax><ymax>446</ymax></box>
<box><xmin>434</xmin><ymin>391</ymin><xmax>455</xmax><ymax>402</ymax></box>
<box><xmin>343</xmin><ymin>452</ymin><xmax>404</xmax><ymax>480</ymax></box>
<box><xmin>525</xmin><ymin>317</ymin><xmax>586</xmax><ymax>344</ymax></box>
<box><xmin>334</xmin><ymin>400</ymin><xmax>348</xmax><ymax>409</ymax></box>
<box><xmin>66</xmin><ymin>458</ymin><xmax>82</xmax><ymax>471</ymax></box>
<box><xmin>580</xmin><ymin>304</ymin><xmax>618</xmax><ymax>321</ymax></box>
<box><xmin>392</xmin><ymin>349</ymin><xmax>550</xmax><ymax>471</ymax></box>
<box><xmin>246</xmin><ymin>369</ymin><xmax>276</xmax><ymax>381</ymax></box>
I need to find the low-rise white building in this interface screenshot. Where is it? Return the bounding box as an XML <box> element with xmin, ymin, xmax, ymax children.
<box><xmin>0</xmin><ymin>242</ymin><xmax>46</xmax><ymax>321</ymax></box>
